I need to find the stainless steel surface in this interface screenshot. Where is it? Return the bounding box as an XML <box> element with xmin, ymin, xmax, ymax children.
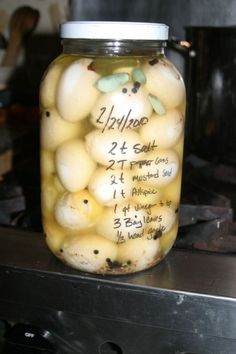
<box><xmin>0</xmin><ymin>226</ymin><xmax>236</xmax><ymax>353</ymax></box>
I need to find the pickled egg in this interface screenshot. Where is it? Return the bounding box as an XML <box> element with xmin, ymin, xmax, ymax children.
<box><xmin>41</xmin><ymin>178</ymin><xmax>59</xmax><ymax>218</ymax></box>
<box><xmin>55</xmin><ymin>139</ymin><xmax>96</xmax><ymax>192</ymax></box>
<box><xmin>132</xmin><ymin>149</ymin><xmax>179</xmax><ymax>187</ymax></box>
<box><xmin>40</xmin><ymin>55</ymin><xmax>74</xmax><ymax>108</ymax></box>
<box><xmin>61</xmin><ymin>233</ymin><xmax>118</xmax><ymax>273</ymax></box>
<box><xmin>85</xmin><ymin>129</ymin><xmax>145</xmax><ymax>168</ymax></box>
<box><xmin>43</xmin><ymin>218</ymin><xmax>66</xmax><ymax>254</ymax></box>
<box><xmin>117</xmin><ymin>236</ymin><xmax>160</xmax><ymax>272</ymax></box>
<box><xmin>90</xmin><ymin>83</ymin><xmax>152</xmax><ymax>130</ymax></box>
<box><xmin>54</xmin><ymin>190</ymin><xmax>103</xmax><ymax>230</ymax></box>
<box><xmin>56</xmin><ymin>58</ymin><xmax>100</xmax><ymax>122</ymax></box>
<box><xmin>140</xmin><ymin>109</ymin><xmax>184</xmax><ymax>149</ymax></box>
<box><xmin>88</xmin><ymin>167</ymin><xmax>133</xmax><ymax>206</ymax></box>
<box><xmin>96</xmin><ymin>202</ymin><xmax>146</xmax><ymax>242</ymax></box>
<box><xmin>40</xmin><ymin>108</ymin><xmax>83</xmax><ymax>151</ymax></box>
<box><xmin>143</xmin><ymin>57</ymin><xmax>185</xmax><ymax>109</ymax></box>
<box><xmin>145</xmin><ymin>204</ymin><xmax>177</xmax><ymax>237</ymax></box>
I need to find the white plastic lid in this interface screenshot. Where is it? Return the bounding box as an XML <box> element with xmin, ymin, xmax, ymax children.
<box><xmin>60</xmin><ymin>21</ymin><xmax>169</xmax><ymax>40</ymax></box>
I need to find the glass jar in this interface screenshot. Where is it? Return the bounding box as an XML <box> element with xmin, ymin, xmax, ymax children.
<box><xmin>39</xmin><ymin>21</ymin><xmax>186</xmax><ymax>275</ymax></box>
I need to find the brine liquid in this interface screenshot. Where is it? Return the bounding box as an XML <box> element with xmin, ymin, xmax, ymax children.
<box><xmin>40</xmin><ymin>53</ymin><xmax>186</xmax><ymax>274</ymax></box>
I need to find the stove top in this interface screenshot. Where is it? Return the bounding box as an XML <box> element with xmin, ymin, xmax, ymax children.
<box><xmin>0</xmin><ymin>226</ymin><xmax>236</xmax><ymax>354</ymax></box>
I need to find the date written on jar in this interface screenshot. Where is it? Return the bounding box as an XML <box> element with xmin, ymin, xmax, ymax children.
<box><xmin>97</xmin><ymin>106</ymin><xmax>149</xmax><ymax>132</ymax></box>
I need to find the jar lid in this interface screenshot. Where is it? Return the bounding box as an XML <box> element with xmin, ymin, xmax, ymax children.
<box><xmin>60</xmin><ymin>21</ymin><xmax>169</xmax><ymax>40</ymax></box>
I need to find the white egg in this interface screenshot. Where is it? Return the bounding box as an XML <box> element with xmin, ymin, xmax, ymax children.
<box><xmin>40</xmin><ymin>55</ymin><xmax>74</xmax><ymax>108</ymax></box>
<box><xmin>42</xmin><ymin>218</ymin><xmax>66</xmax><ymax>253</ymax></box>
<box><xmin>140</xmin><ymin>109</ymin><xmax>184</xmax><ymax>149</ymax></box>
<box><xmin>117</xmin><ymin>236</ymin><xmax>160</xmax><ymax>272</ymax></box>
<box><xmin>96</xmin><ymin>202</ymin><xmax>146</xmax><ymax>243</ymax></box>
<box><xmin>143</xmin><ymin>57</ymin><xmax>185</xmax><ymax>109</ymax></box>
<box><xmin>144</xmin><ymin>204</ymin><xmax>177</xmax><ymax>238</ymax></box>
<box><xmin>61</xmin><ymin>233</ymin><xmax>118</xmax><ymax>273</ymax></box>
<box><xmin>40</xmin><ymin>150</ymin><xmax>55</xmax><ymax>178</ymax></box>
<box><xmin>54</xmin><ymin>190</ymin><xmax>103</xmax><ymax>230</ymax></box>
<box><xmin>55</xmin><ymin>139</ymin><xmax>96</xmax><ymax>192</ymax></box>
<box><xmin>41</xmin><ymin>178</ymin><xmax>59</xmax><ymax>218</ymax></box>
<box><xmin>132</xmin><ymin>149</ymin><xmax>179</xmax><ymax>188</ymax></box>
<box><xmin>88</xmin><ymin>167</ymin><xmax>133</xmax><ymax>206</ymax></box>
<box><xmin>40</xmin><ymin>108</ymin><xmax>84</xmax><ymax>151</ymax></box>
<box><xmin>85</xmin><ymin>129</ymin><xmax>145</xmax><ymax>169</ymax></box>
<box><xmin>90</xmin><ymin>83</ymin><xmax>152</xmax><ymax>130</ymax></box>
<box><xmin>56</xmin><ymin>58</ymin><xmax>100</xmax><ymax>122</ymax></box>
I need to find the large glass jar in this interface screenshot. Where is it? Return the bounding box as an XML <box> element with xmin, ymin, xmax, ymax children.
<box><xmin>39</xmin><ymin>21</ymin><xmax>186</xmax><ymax>275</ymax></box>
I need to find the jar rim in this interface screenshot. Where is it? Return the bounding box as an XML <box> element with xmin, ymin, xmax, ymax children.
<box><xmin>60</xmin><ymin>21</ymin><xmax>169</xmax><ymax>41</ymax></box>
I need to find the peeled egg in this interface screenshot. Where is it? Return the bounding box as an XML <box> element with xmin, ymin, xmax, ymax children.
<box><xmin>43</xmin><ymin>218</ymin><xmax>66</xmax><ymax>253</ymax></box>
<box><xmin>85</xmin><ymin>129</ymin><xmax>145</xmax><ymax>169</ymax></box>
<box><xmin>40</xmin><ymin>108</ymin><xmax>84</xmax><ymax>151</ymax></box>
<box><xmin>145</xmin><ymin>204</ymin><xmax>177</xmax><ymax>238</ymax></box>
<box><xmin>143</xmin><ymin>57</ymin><xmax>185</xmax><ymax>109</ymax></box>
<box><xmin>40</xmin><ymin>150</ymin><xmax>55</xmax><ymax>178</ymax></box>
<box><xmin>61</xmin><ymin>233</ymin><xmax>118</xmax><ymax>273</ymax></box>
<box><xmin>140</xmin><ymin>109</ymin><xmax>184</xmax><ymax>149</ymax></box>
<box><xmin>96</xmin><ymin>202</ymin><xmax>146</xmax><ymax>243</ymax></box>
<box><xmin>56</xmin><ymin>58</ymin><xmax>100</xmax><ymax>122</ymax></box>
<box><xmin>90</xmin><ymin>83</ymin><xmax>152</xmax><ymax>130</ymax></box>
<box><xmin>117</xmin><ymin>236</ymin><xmax>160</xmax><ymax>272</ymax></box>
<box><xmin>88</xmin><ymin>167</ymin><xmax>133</xmax><ymax>206</ymax></box>
<box><xmin>132</xmin><ymin>149</ymin><xmax>179</xmax><ymax>188</ymax></box>
<box><xmin>160</xmin><ymin>221</ymin><xmax>179</xmax><ymax>256</ymax></box>
<box><xmin>41</xmin><ymin>178</ymin><xmax>59</xmax><ymax>218</ymax></box>
<box><xmin>55</xmin><ymin>139</ymin><xmax>96</xmax><ymax>192</ymax></box>
<box><xmin>40</xmin><ymin>55</ymin><xmax>74</xmax><ymax>108</ymax></box>
<box><xmin>55</xmin><ymin>190</ymin><xmax>103</xmax><ymax>230</ymax></box>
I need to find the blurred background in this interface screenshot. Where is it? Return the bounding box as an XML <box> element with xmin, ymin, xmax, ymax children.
<box><xmin>1</xmin><ymin>0</ymin><xmax>236</xmax><ymax>95</ymax></box>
